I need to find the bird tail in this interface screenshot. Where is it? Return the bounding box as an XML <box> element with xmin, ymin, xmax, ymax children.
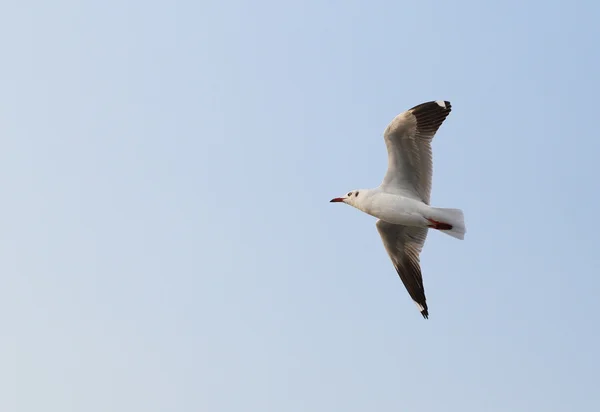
<box><xmin>429</xmin><ymin>208</ymin><xmax>466</xmax><ymax>240</ymax></box>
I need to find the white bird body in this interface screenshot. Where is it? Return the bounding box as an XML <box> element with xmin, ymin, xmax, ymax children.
<box><xmin>330</xmin><ymin>100</ymin><xmax>466</xmax><ymax>318</ymax></box>
<box><xmin>345</xmin><ymin>188</ymin><xmax>465</xmax><ymax>240</ymax></box>
<box><xmin>345</xmin><ymin>189</ymin><xmax>430</xmax><ymax>227</ymax></box>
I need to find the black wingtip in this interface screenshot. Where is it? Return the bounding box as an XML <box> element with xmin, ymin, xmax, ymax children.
<box><xmin>407</xmin><ymin>100</ymin><xmax>452</xmax><ymax>137</ymax></box>
<box><xmin>421</xmin><ymin>309</ymin><xmax>429</xmax><ymax>319</ymax></box>
<box><xmin>409</xmin><ymin>100</ymin><xmax>452</xmax><ymax>114</ymax></box>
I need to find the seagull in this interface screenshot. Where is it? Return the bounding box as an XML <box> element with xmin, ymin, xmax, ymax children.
<box><xmin>330</xmin><ymin>100</ymin><xmax>465</xmax><ymax>319</ymax></box>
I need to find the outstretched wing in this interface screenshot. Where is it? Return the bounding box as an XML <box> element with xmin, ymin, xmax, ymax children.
<box><xmin>376</xmin><ymin>220</ymin><xmax>430</xmax><ymax>318</ymax></box>
<box><xmin>380</xmin><ymin>100</ymin><xmax>452</xmax><ymax>205</ymax></box>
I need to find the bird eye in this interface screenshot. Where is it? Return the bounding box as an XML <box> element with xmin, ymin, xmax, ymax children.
<box><xmin>355</xmin><ymin>192</ymin><xmax>359</xmax><ymax>197</ymax></box>
<box><xmin>347</xmin><ymin>192</ymin><xmax>352</xmax><ymax>197</ymax></box>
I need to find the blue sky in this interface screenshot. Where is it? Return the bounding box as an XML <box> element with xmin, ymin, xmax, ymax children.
<box><xmin>2</xmin><ymin>1</ymin><xmax>600</xmax><ymax>411</ymax></box>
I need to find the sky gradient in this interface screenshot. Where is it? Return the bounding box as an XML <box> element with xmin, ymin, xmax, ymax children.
<box><xmin>3</xmin><ymin>1</ymin><xmax>600</xmax><ymax>411</ymax></box>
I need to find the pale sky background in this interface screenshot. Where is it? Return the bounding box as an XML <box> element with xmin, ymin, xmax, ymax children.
<box><xmin>2</xmin><ymin>1</ymin><xmax>600</xmax><ymax>411</ymax></box>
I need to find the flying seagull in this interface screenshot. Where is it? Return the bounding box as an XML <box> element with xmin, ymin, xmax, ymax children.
<box><xmin>330</xmin><ymin>100</ymin><xmax>465</xmax><ymax>319</ymax></box>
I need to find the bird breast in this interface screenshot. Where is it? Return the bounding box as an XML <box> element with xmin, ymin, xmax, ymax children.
<box><xmin>362</xmin><ymin>193</ymin><xmax>429</xmax><ymax>227</ymax></box>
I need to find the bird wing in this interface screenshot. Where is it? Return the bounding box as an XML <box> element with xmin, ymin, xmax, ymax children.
<box><xmin>380</xmin><ymin>100</ymin><xmax>452</xmax><ymax>205</ymax></box>
<box><xmin>376</xmin><ymin>220</ymin><xmax>430</xmax><ymax>319</ymax></box>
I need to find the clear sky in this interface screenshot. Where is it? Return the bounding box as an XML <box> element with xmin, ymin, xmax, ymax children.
<box><xmin>2</xmin><ymin>1</ymin><xmax>600</xmax><ymax>411</ymax></box>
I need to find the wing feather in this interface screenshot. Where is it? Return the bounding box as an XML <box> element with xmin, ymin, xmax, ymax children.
<box><xmin>376</xmin><ymin>220</ymin><xmax>430</xmax><ymax>319</ymax></box>
<box><xmin>380</xmin><ymin>100</ymin><xmax>452</xmax><ymax>204</ymax></box>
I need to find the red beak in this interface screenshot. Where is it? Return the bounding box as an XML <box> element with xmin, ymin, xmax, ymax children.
<box><xmin>330</xmin><ymin>197</ymin><xmax>345</xmax><ymax>203</ymax></box>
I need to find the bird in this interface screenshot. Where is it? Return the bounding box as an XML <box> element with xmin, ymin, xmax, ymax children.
<box><xmin>330</xmin><ymin>100</ymin><xmax>465</xmax><ymax>319</ymax></box>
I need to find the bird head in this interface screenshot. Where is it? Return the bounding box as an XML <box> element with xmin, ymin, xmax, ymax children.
<box><xmin>330</xmin><ymin>190</ymin><xmax>361</xmax><ymax>206</ymax></box>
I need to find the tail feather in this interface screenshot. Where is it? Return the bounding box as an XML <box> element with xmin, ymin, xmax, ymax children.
<box><xmin>431</xmin><ymin>208</ymin><xmax>466</xmax><ymax>240</ymax></box>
